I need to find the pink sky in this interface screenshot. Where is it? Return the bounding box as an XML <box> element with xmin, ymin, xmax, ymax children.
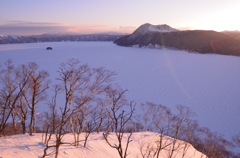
<box><xmin>1</xmin><ymin>0</ymin><xmax>239</xmax><ymax>35</ymax></box>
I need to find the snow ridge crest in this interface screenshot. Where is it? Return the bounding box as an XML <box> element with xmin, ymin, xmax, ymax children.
<box><xmin>132</xmin><ymin>23</ymin><xmax>179</xmax><ymax>35</ymax></box>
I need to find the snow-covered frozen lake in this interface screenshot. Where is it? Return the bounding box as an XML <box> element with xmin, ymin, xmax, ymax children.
<box><xmin>0</xmin><ymin>41</ymin><xmax>240</xmax><ymax>141</ymax></box>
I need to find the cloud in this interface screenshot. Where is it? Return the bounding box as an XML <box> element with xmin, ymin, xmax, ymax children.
<box><xmin>0</xmin><ymin>21</ymin><xmax>112</xmax><ymax>35</ymax></box>
<box><xmin>7</xmin><ymin>21</ymin><xmax>65</xmax><ymax>26</ymax></box>
<box><xmin>0</xmin><ymin>21</ymin><xmax>72</xmax><ymax>35</ymax></box>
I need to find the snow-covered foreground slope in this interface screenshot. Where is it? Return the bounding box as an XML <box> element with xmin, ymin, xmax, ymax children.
<box><xmin>0</xmin><ymin>42</ymin><xmax>239</xmax><ymax>146</ymax></box>
<box><xmin>0</xmin><ymin>132</ymin><xmax>206</xmax><ymax>158</ymax></box>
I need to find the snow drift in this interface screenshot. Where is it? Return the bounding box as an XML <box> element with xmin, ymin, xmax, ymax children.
<box><xmin>0</xmin><ymin>132</ymin><xmax>206</xmax><ymax>158</ymax></box>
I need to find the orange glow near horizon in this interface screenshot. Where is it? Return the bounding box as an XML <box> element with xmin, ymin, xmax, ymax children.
<box><xmin>190</xmin><ymin>3</ymin><xmax>240</xmax><ymax>32</ymax></box>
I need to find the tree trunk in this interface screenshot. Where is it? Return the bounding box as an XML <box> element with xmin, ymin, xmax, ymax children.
<box><xmin>21</xmin><ymin>120</ymin><xmax>26</xmax><ymax>134</ymax></box>
<box><xmin>29</xmin><ymin>107</ymin><xmax>35</xmax><ymax>135</ymax></box>
<box><xmin>55</xmin><ymin>145</ymin><xmax>60</xmax><ymax>158</ymax></box>
<box><xmin>11</xmin><ymin>113</ymin><xmax>17</xmax><ymax>134</ymax></box>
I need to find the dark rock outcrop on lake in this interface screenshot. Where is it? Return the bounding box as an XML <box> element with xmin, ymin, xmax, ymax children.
<box><xmin>114</xmin><ymin>24</ymin><xmax>240</xmax><ymax>56</ymax></box>
<box><xmin>0</xmin><ymin>34</ymin><xmax>125</xmax><ymax>44</ymax></box>
<box><xmin>46</xmin><ymin>47</ymin><xmax>53</xmax><ymax>50</ymax></box>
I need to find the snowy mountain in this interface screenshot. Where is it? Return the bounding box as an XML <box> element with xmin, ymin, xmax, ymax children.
<box><xmin>0</xmin><ymin>132</ymin><xmax>206</xmax><ymax>158</ymax></box>
<box><xmin>0</xmin><ymin>35</ymin><xmax>24</xmax><ymax>43</ymax></box>
<box><xmin>0</xmin><ymin>34</ymin><xmax>125</xmax><ymax>44</ymax></box>
<box><xmin>132</xmin><ymin>23</ymin><xmax>179</xmax><ymax>35</ymax></box>
<box><xmin>114</xmin><ymin>24</ymin><xmax>240</xmax><ymax>56</ymax></box>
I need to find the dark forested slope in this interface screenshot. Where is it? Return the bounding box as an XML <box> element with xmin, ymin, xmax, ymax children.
<box><xmin>114</xmin><ymin>24</ymin><xmax>240</xmax><ymax>56</ymax></box>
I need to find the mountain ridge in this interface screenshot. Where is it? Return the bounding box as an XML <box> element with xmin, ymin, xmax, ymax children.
<box><xmin>0</xmin><ymin>34</ymin><xmax>125</xmax><ymax>44</ymax></box>
<box><xmin>132</xmin><ymin>23</ymin><xmax>179</xmax><ymax>35</ymax></box>
<box><xmin>114</xmin><ymin>24</ymin><xmax>240</xmax><ymax>56</ymax></box>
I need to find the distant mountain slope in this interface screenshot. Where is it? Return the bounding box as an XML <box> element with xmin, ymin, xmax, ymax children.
<box><xmin>114</xmin><ymin>24</ymin><xmax>240</xmax><ymax>56</ymax></box>
<box><xmin>0</xmin><ymin>34</ymin><xmax>125</xmax><ymax>44</ymax></box>
<box><xmin>222</xmin><ymin>31</ymin><xmax>240</xmax><ymax>41</ymax></box>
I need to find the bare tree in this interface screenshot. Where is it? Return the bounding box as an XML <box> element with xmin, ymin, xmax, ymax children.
<box><xmin>139</xmin><ymin>138</ymin><xmax>155</xmax><ymax>158</ymax></box>
<box><xmin>21</xmin><ymin>62</ymin><xmax>50</xmax><ymax>136</ymax></box>
<box><xmin>57</xmin><ymin>58</ymin><xmax>90</xmax><ymax>145</ymax></box>
<box><xmin>0</xmin><ymin>60</ymin><xmax>17</xmax><ymax>134</ymax></box>
<box><xmin>165</xmin><ymin>105</ymin><xmax>196</xmax><ymax>158</ymax></box>
<box><xmin>140</xmin><ymin>102</ymin><xmax>172</xmax><ymax>132</ymax></box>
<box><xmin>138</xmin><ymin>103</ymin><xmax>173</xmax><ymax>158</ymax></box>
<box><xmin>83</xmin><ymin>121</ymin><xmax>96</xmax><ymax>147</ymax></box>
<box><xmin>15</xmin><ymin>64</ymin><xmax>31</xmax><ymax>134</ymax></box>
<box><xmin>233</xmin><ymin>132</ymin><xmax>240</xmax><ymax>148</ymax></box>
<box><xmin>197</xmin><ymin>127</ymin><xmax>234</xmax><ymax>158</ymax></box>
<box><xmin>232</xmin><ymin>133</ymin><xmax>240</xmax><ymax>157</ymax></box>
<box><xmin>180</xmin><ymin>120</ymin><xmax>200</xmax><ymax>158</ymax></box>
<box><xmin>90</xmin><ymin>97</ymin><xmax>109</xmax><ymax>133</ymax></box>
<box><xmin>57</xmin><ymin>59</ymin><xmax>116</xmax><ymax>146</ymax></box>
<box><xmin>0</xmin><ymin>60</ymin><xmax>28</xmax><ymax>135</ymax></box>
<box><xmin>42</xmin><ymin>84</ymin><xmax>72</xmax><ymax>158</ymax></box>
<box><xmin>103</xmin><ymin>89</ymin><xmax>136</xmax><ymax>158</ymax></box>
<box><xmin>138</xmin><ymin>104</ymin><xmax>200</xmax><ymax>158</ymax></box>
<box><xmin>81</xmin><ymin>96</ymin><xmax>111</xmax><ymax>147</ymax></box>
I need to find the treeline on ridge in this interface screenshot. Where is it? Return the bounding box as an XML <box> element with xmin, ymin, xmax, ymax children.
<box><xmin>114</xmin><ymin>30</ymin><xmax>240</xmax><ymax>56</ymax></box>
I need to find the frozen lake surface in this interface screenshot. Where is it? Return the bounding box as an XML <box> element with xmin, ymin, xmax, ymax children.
<box><xmin>0</xmin><ymin>41</ymin><xmax>240</xmax><ymax>142</ymax></box>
